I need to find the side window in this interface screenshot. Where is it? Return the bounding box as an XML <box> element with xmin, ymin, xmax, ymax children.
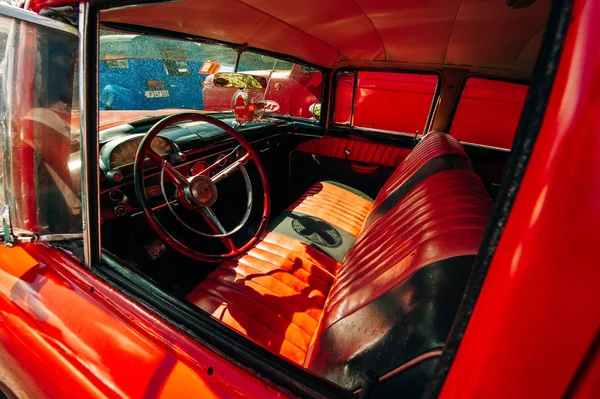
<box><xmin>333</xmin><ymin>71</ymin><xmax>439</xmax><ymax>135</ymax></box>
<box><xmin>450</xmin><ymin>77</ymin><xmax>528</xmax><ymax>149</ymax></box>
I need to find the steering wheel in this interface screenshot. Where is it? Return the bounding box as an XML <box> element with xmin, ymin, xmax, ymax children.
<box><xmin>133</xmin><ymin>112</ymin><xmax>271</xmax><ymax>262</ymax></box>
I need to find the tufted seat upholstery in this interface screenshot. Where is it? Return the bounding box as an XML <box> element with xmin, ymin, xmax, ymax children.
<box><xmin>187</xmin><ymin>132</ymin><xmax>493</xmax><ymax>395</ymax></box>
<box><xmin>285</xmin><ymin>181</ymin><xmax>373</xmax><ymax>238</ymax></box>
<box><xmin>187</xmin><ymin>231</ymin><xmax>339</xmax><ymax>365</ymax></box>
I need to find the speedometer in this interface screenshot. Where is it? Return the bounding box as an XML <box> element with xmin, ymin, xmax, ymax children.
<box><xmin>149</xmin><ymin>137</ymin><xmax>173</xmax><ymax>159</ymax></box>
<box><xmin>109</xmin><ymin>137</ymin><xmax>173</xmax><ymax>169</ymax></box>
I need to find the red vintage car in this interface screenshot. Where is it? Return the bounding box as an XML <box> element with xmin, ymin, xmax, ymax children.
<box><xmin>0</xmin><ymin>0</ymin><xmax>598</xmax><ymax>398</ymax></box>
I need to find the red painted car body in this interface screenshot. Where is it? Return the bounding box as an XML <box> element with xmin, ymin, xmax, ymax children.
<box><xmin>441</xmin><ymin>0</ymin><xmax>600</xmax><ymax>396</ymax></box>
<box><xmin>0</xmin><ymin>243</ymin><xmax>286</xmax><ymax>398</ymax></box>
<box><xmin>0</xmin><ymin>0</ymin><xmax>598</xmax><ymax>398</ymax></box>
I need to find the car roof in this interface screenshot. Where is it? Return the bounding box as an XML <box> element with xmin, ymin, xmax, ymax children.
<box><xmin>100</xmin><ymin>0</ymin><xmax>549</xmax><ymax>80</ymax></box>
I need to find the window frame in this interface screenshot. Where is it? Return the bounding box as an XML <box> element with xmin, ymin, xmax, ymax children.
<box><xmin>81</xmin><ymin>0</ymin><xmax>570</xmax><ymax>398</ymax></box>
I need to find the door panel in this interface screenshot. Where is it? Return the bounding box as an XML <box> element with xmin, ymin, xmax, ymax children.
<box><xmin>291</xmin><ymin>136</ymin><xmax>411</xmax><ymax>199</ymax></box>
<box><xmin>294</xmin><ymin>136</ymin><xmax>411</xmax><ymax>167</ymax></box>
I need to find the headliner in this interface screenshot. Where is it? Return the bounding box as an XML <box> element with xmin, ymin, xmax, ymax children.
<box><xmin>101</xmin><ymin>0</ymin><xmax>550</xmax><ymax>79</ymax></box>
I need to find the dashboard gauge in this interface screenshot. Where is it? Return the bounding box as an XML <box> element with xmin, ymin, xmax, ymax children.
<box><xmin>217</xmin><ymin>154</ymin><xmax>227</xmax><ymax>167</ymax></box>
<box><xmin>109</xmin><ymin>137</ymin><xmax>173</xmax><ymax>169</ymax></box>
<box><xmin>190</xmin><ymin>160</ymin><xmax>209</xmax><ymax>176</ymax></box>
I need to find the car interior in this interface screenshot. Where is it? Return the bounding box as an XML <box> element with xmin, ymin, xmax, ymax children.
<box><xmin>92</xmin><ymin>0</ymin><xmax>552</xmax><ymax>397</ymax></box>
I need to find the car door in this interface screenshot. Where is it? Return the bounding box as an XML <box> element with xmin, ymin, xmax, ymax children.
<box><xmin>290</xmin><ymin>70</ymin><xmax>440</xmax><ymax>199</ymax></box>
<box><xmin>0</xmin><ymin>6</ymin><xmax>282</xmax><ymax>398</ymax></box>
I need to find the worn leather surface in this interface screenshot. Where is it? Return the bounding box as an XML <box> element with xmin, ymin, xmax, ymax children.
<box><xmin>286</xmin><ymin>181</ymin><xmax>373</xmax><ymax>238</ymax></box>
<box><xmin>188</xmin><ymin>133</ymin><xmax>492</xmax><ymax>392</ymax></box>
<box><xmin>187</xmin><ymin>231</ymin><xmax>339</xmax><ymax>365</ymax></box>
<box><xmin>295</xmin><ymin>136</ymin><xmax>411</xmax><ymax>167</ymax></box>
<box><xmin>305</xmin><ymin>170</ymin><xmax>492</xmax><ymax>390</ymax></box>
<box><xmin>268</xmin><ymin>211</ymin><xmax>356</xmax><ymax>264</ymax></box>
<box><xmin>362</xmin><ymin>153</ymin><xmax>473</xmax><ymax>229</ymax></box>
<box><xmin>369</xmin><ymin>132</ymin><xmax>468</xmax><ymax>214</ymax></box>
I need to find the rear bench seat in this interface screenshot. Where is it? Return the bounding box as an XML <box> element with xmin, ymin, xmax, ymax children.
<box><xmin>187</xmin><ymin>132</ymin><xmax>492</xmax><ymax>396</ymax></box>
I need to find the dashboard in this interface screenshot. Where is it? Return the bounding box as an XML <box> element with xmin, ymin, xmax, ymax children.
<box><xmin>98</xmin><ymin>116</ymin><xmax>298</xmax><ymax>223</ymax></box>
<box><xmin>99</xmin><ymin>134</ymin><xmax>179</xmax><ymax>181</ymax></box>
<box><xmin>109</xmin><ymin>136</ymin><xmax>173</xmax><ymax>169</ymax></box>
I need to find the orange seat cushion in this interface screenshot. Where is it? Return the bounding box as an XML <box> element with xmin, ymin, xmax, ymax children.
<box><xmin>186</xmin><ymin>231</ymin><xmax>340</xmax><ymax>365</ymax></box>
<box><xmin>286</xmin><ymin>181</ymin><xmax>373</xmax><ymax>237</ymax></box>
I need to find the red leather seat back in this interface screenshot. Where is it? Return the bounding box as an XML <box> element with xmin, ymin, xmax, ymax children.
<box><xmin>305</xmin><ymin>133</ymin><xmax>493</xmax><ymax>392</ymax></box>
<box><xmin>363</xmin><ymin>132</ymin><xmax>469</xmax><ymax>229</ymax></box>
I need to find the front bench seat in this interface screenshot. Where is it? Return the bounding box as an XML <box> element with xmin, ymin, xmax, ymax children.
<box><xmin>267</xmin><ymin>180</ymin><xmax>373</xmax><ymax>263</ymax></box>
<box><xmin>187</xmin><ymin>133</ymin><xmax>493</xmax><ymax>395</ymax></box>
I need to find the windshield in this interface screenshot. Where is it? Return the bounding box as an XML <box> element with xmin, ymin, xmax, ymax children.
<box><xmin>99</xmin><ymin>30</ymin><xmax>323</xmax><ymax>119</ymax></box>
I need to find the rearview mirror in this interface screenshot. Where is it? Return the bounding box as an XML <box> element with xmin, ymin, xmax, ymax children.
<box><xmin>213</xmin><ymin>72</ymin><xmax>267</xmax><ymax>89</ymax></box>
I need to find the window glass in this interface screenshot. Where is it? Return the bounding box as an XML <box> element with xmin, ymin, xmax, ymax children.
<box><xmin>333</xmin><ymin>71</ymin><xmax>439</xmax><ymax>135</ymax></box>
<box><xmin>99</xmin><ymin>30</ymin><xmax>322</xmax><ymax>119</ymax></box>
<box><xmin>450</xmin><ymin>77</ymin><xmax>528</xmax><ymax>149</ymax></box>
<box><xmin>0</xmin><ymin>15</ymin><xmax>81</xmax><ymax>234</ymax></box>
<box><xmin>237</xmin><ymin>52</ymin><xmax>293</xmax><ymax>72</ymax></box>
<box><xmin>217</xmin><ymin>52</ymin><xmax>321</xmax><ymax>119</ymax></box>
<box><xmin>99</xmin><ymin>31</ymin><xmax>221</xmax><ymax>110</ymax></box>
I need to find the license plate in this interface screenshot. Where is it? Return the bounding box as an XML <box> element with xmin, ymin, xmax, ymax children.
<box><xmin>145</xmin><ymin>90</ymin><xmax>170</xmax><ymax>98</ymax></box>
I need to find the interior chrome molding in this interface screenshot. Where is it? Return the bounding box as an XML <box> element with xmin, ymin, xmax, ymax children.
<box><xmin>79</xmin><ymin>3</ymin><xmax>102</xmax><ymax>267</ymax></box>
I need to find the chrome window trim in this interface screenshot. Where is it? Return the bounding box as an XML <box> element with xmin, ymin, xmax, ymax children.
<box><xmin>459</xmin><ymin>141</ymin><xmax>512</xmax><ymax>153</ymax></box>
<box><xmin>0</xmin><ymin>3</ymin><xmax>78</xmax><ymax>36</ymax></box>
<box><xmin>7</xmin><ymin>230</ymin><xmax>84</xmax><ymax>244</ymax></box>
<box><xmin>1</xmin><ymin>207</ymin><xmax>84</xmax><ymax>246</ymax></box>
<box><xmin>78</xmin><ymin>3</ymin><xmax>101</xmax><ymax>267</ymax></box>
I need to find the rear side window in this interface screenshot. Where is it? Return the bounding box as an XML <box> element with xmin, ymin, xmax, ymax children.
<box><xmin>333</xmin><ymin>71</ymin><xmax>439</xmax><ymax>135</ymax></box>
<box><xmin>450</xmin><ymin>77</ymin><xmax>528</xmax><ymax>149</ymax></box>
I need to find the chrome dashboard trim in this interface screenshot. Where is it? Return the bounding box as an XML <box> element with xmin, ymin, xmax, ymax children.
<box><xmin>100</xmin><ymin>131</ymin><xmax>290</xmax><ymax>193</ymax></box>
